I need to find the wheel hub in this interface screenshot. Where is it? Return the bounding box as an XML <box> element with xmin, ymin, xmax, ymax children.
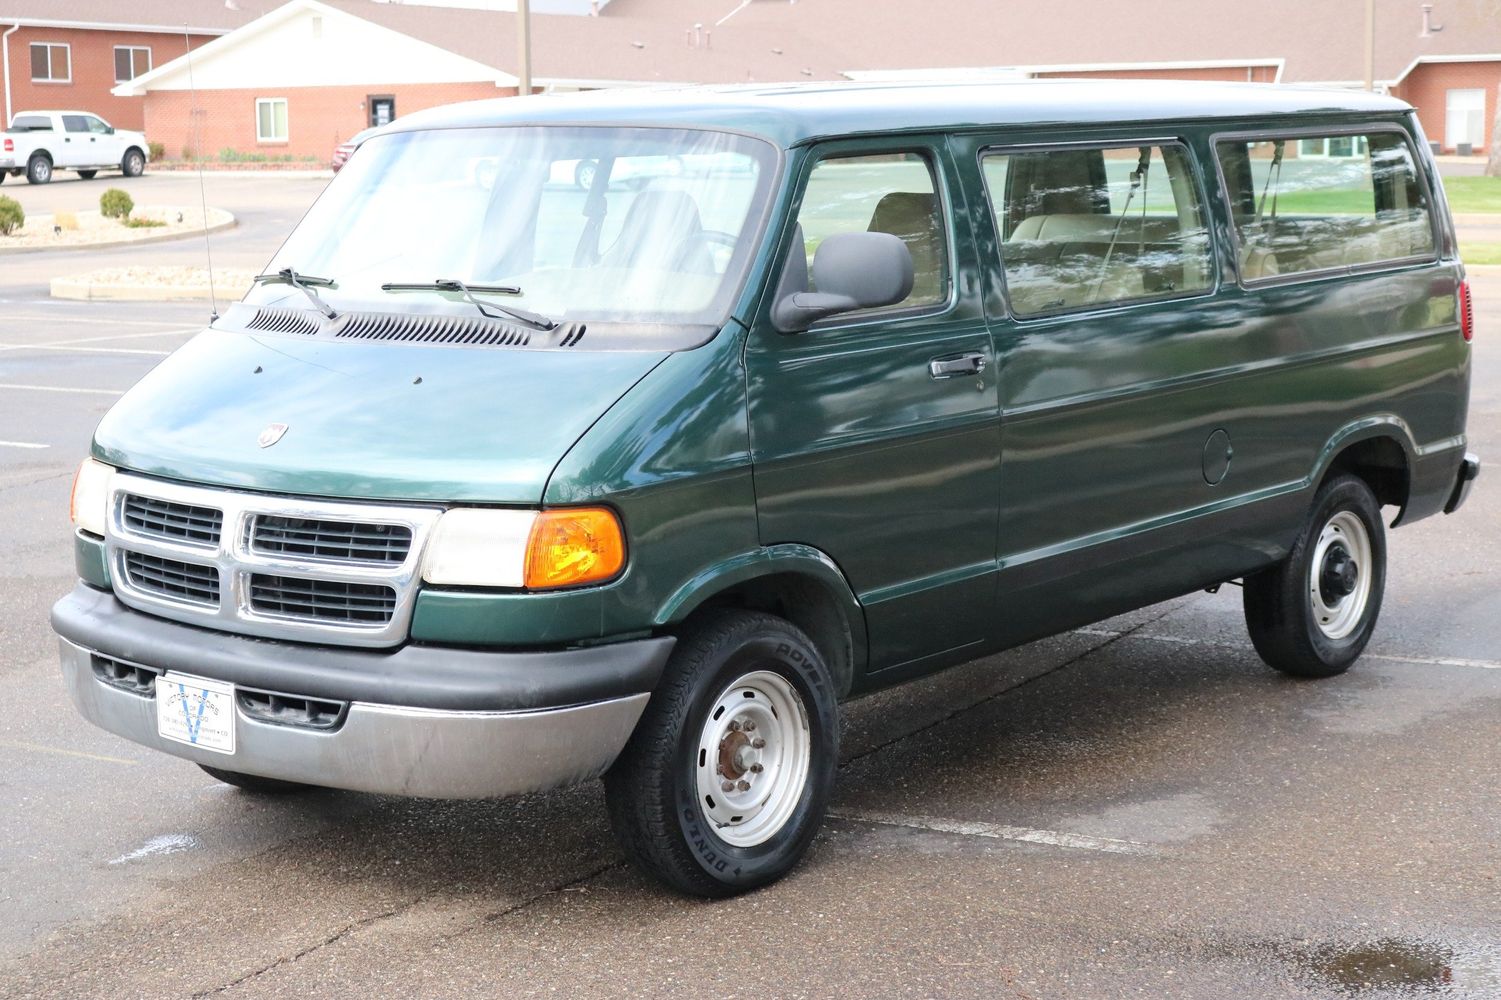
<box><xmin>1319</xmin><ymin>545</ymin><xmax>1359</xmax><ymax>603</ymax></box>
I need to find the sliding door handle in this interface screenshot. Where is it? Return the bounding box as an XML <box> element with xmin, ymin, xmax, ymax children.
<box><xmin>928</xmin><ymin>352</ymin><xmax>987</xmax><ymax>379</ymax></box>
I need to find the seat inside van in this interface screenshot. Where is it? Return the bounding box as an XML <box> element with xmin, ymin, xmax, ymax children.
<box><xmin>866</xmin><ymin>191</ymin><xmax>947</xmax><ymax>303</ymax></box>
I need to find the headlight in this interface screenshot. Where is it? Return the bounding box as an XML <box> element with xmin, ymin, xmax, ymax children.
<box><xmin>70</xmin><ymin>458</ymin><xmax>114</xmax><ymax>536</ymax></box>
<box><xmin>421</xmin><ymin>506</ymin><xmax>626</xmax><ymax>590</ymax></box>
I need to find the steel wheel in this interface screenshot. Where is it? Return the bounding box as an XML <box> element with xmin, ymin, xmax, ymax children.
<box><xmin>694</xmin><ymin>669</ymin><xmax>811</xmax><ymax>848</ymax></box>
<box><xmin>1308</xmin><ymin>509</ymin><xmax>1373</xmax><ymax>640</ymax></box>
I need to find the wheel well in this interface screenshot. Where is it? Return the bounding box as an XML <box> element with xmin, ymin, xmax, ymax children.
<box><xmin>1323</xmin><ymin>436</ymin><xmax>1409</xmax><ymax>511</ymax></box>
<box><xmin>29</xmin><ymin>150</ymin><xmax>51</xmax><ymax>163</ymax></box>
<box><xmin>690</xmin><ymin>572</ymin><xmax>856</xmax><ymax>698</ymax></box>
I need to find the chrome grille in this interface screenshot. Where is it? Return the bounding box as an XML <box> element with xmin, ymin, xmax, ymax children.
<box><xmin>250</xmin><ymin>574</ymin><xmax>397</xmax><ymax>625</ymax></box>
<box><xmin>122</xmin><ymin>551</ymin><xmax>220</xmax><ymax>605</ymax></box>
<box><xmin>249</xmin><ymin>515</ymin><xmax>411</xmax><ymax>565</ymax></box>
<box><xmin>104</xmin><ymin>473</ymin><xmax>441</xmax><ymax>648</ymax></box>
<box><xmin>122</xmin><ymin>493</ymin><xmax>223</xmax><ymax>546</ymax></box>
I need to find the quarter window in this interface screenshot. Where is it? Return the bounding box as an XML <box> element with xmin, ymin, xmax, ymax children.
<box><xmin>114</xmin><ymin>46</ymin><xmax>152</xmax><ymax>83</ymax></box>
<box><xmin>1215</xmin><ymin>132</ymin><xmax>1435</xmax><ymax>282</ymax></box>
<box><xmin>793</xmin><ymin>152</ymin><xmax>949</xmax><ymax>312</ymax></box>
<box><xmin>256</xmin><ymin>98</ymin><xmax>289</xmax><ymax>143</ymax></box>
<box><xmin>30</xmin><ymin>42</ymin><xmax>70</xmax><ymax>83</ymax></box>
<box><xmin>982</xmin><ymin>143</ymin><xmax>1212</xmax><ymax>317</ymax></box>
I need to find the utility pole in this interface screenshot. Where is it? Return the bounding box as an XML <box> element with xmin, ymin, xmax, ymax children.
<box><xmin>1364</xmin><ymin>0</ymin><xmax>1375</xmax><ymax>91</ymax></box>
<box><xmin>516</xmin><ymin>0</ymin><xmax>532</xmax><ymax>97</ymax></box>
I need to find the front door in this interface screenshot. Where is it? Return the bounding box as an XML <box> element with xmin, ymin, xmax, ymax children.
<box><xmin>83</xmin><ymin>115</ymin><xmax>124</xmax><ymax>166</ymax></box>
<box><xmin>746</xmin><ymin>139</ymin><xmax>1000</xmax><ymax>678</ymax></box>
<box><xmin>368</xmin><ymin>96</ymin><xmax>396</xmax><ymax>128</ymax></box>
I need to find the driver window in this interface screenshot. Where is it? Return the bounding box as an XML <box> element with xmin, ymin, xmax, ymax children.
<box><xmin>86</xmin><ymin>116</ymin><xmax>111</xmax><ymax>134</ymax></box>
<box><xmin>794</xmin><ymin>151</ymin><xmax>949</xmax><ymax>310</ymax></box>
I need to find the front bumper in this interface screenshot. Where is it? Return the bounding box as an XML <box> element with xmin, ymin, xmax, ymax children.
<box><xmin>52</xmin><ymin>584</ymin><xmax>673</xmax><ymax>799</ymax></box>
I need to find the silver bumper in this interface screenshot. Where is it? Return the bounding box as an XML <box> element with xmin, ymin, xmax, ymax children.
<box><xmin>59</xmin><ymin>638</ymin><xmax>649</xmax><ymax>799</ymax></box>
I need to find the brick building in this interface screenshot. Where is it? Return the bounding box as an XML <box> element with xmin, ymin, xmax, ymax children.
<box><xmin>0</xmin><ymin>1</ymin><xmax>279</xmax><ymax>131</ymax></box>
<box><xmin>109</xmin><ymin>0</ymin><xmax>1501</xmax><ymax>160</ymax></box>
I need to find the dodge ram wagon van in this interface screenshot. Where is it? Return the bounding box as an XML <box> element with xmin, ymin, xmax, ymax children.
<box><xmin>53</xmin><ymin>81</ymin><xmax>1478</xmax><ymax>896</ymax></box>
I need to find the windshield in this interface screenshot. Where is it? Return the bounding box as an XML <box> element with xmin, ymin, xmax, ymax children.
<box><xmin>250</xmin><ymin>126</ymin><xmax>778</xmax><ymax>333</ymax></box>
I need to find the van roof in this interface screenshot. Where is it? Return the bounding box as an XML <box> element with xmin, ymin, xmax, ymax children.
<box><xmin>393</xmin><ymin>79</ymin><xmax>1413</xmax><ymax>148</ymax></box>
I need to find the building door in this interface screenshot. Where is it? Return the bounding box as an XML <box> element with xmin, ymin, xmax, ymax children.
<box><xmin>1446</xmin><ymin>88</ymin><xmax>1485</xmax><ymax>150</ymax></box>
<box><xmin>368</xmin><ymin>96</ymin><xmax>396</xmax><ymax>128</ymax></box>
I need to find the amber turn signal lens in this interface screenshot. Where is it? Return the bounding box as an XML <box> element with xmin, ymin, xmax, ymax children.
<box><xmin>523</xmin><ymin>507</ymin><xmax>626</xmax><ymax>590</ymax></box>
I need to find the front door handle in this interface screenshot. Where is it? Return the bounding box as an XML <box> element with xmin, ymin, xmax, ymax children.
<box><xmin>929</xmin><ymin>352</ymin><xmax>987</xmax><ymax>380</ymax></box>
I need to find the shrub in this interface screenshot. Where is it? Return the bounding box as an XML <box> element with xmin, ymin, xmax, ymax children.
<box><xmin>100</xmin><ymin>188</ymin><xmax>134</xmax><ymax>220</ymax></box>
<box><xmin>55</xmin><ymin>210</ymin><xmax>78</xmax><ymax>231</ymax></box>
<box><xmin>148</xmin><ymin>141</ymin><xmax>165</xmax><ymax>161</ymax></box>
<box><xmin>123</xmin><ymin>217</ymin><xmax>166</xmax><ymax>229</ymax></box>
<box><xmin>0</xmin><ymin>195</ymin><xmax>22</xmax><ymax>236</ymax></box>
<box><xmin>181</xmin><ymin>144</ymin><xmax>197</xmax><ymax>161</ymax></box>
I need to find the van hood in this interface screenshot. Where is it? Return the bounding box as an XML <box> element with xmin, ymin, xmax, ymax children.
<box><xmin>92</xmin><ymin>329</ymin><xmax>668</xmax><ymax>504</ymax></box>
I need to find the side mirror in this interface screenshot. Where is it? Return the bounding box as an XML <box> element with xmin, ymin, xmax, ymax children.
<box><xmin>105</xmin><ymin>126</ymin><xmax>115</xmax><ymax>135</ymax></box>
<box><xmin>772</xmin><ymin>231</ymin><xmax>913</xmax><ymax>333</ymax></box>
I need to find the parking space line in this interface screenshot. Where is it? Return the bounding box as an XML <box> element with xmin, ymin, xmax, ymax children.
<box><xmin>0</xmin><ymin>343</ymin><xmax>172</xmax><ymax>356</ymax></box>
<box><xmin>49</xmin><ymin>328</ymin><xmax>201</xmax><ymax>345</ymax></box>
<box><xmin>0</xmin><ymin>314</ymin><xmax>200</xmax><ymax>329</ymax></box>
<box><xmin>0</xmin><ymin>440</ymin><xmax>50</xmax><ymax>449</ymax></box>
<box><xmin>831</xmin><ymin>809</ymin><xmax>1161</xmax><ymax>856</ymax></box>
<box><xmin>1073</xmin><ymin>628</ymin><xmax>1501</xmax><ymax>670</ymax></box>
<box><xmin>0</xmin><ymin>738</ymin><xmax>138</xmax><ymax>766</ymax></box>
<box><xmin>0</xmin><ymin>383</ymin><xmax>123</xmax><ymax>396</ymax></box>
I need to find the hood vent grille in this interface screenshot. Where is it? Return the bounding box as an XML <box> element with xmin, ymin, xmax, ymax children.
<box><xmin>246</xmin><ymin>309</ymin><xmax>320</xmax><ymax>336</ymax></box>
<box><xmin>239</xmin><ymin>309</ymin><xmax>592</xmax><ymax>350</ymax></box>
<box><xmin>335</xmin><ymin>312</ymin><xmax>533</xmax><ymax>347</ymax></box>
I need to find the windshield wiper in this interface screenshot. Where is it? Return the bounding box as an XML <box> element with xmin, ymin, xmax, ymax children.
<box><xmin>253</xmin><ymin>268</ymin><xmax>338</xmax><ymax>320</ymax></box>
<box><xmin>380</xmin><ymin>278</ymin><xmax>557</xmax><ymax>331</ymax></box>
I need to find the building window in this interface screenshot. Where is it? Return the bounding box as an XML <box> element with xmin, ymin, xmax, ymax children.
<box><xmin>114</xmin><ymin>46</ymin><xmax>152</xmax><ymax>83</ymax></box>
<box><xmin>1446</xmin><ymin>88</ymin><xmax>1486</xmax><ymax>150</ymax></box>
<box><xmin>256</xmin><ymin>98</ymin><xmax>289</xmax><ymax>143</ymax></box>
<box><xmin>30</xmin><ymin>42</ymin><xmax>70</xmax><ymax>83</ymax></box>
<box><xmin>1297</xmin><ymin>136</ymin><xmax>1369</xmax><ymax>158</ymax></box>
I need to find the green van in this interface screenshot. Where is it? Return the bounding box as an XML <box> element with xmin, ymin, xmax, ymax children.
<box><xmin>53</xmin><ymin>81</ymin><xmax>1478</xmax><ymax>896</ymax></box>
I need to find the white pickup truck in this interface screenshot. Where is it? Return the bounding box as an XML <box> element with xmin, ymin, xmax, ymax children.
<box><xmin>0</xmin><ymin>110</ymin><xmax>148</xmax><ymax>185</ymax></box>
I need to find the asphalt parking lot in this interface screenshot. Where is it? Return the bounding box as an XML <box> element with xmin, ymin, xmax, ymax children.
<box><xmin>2</xmin><ymin>174</ymin><xmax>1500</xmax><ymax>998</ymax></box>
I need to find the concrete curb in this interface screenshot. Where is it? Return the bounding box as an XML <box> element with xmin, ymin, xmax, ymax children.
<box><xmin>50</xmin><ymin>277</ymin><xmax>253</xmax><ymax>303</ymax></box>
<box><xmin>0</xmin><ymin>212</ymin><xmax>237</xmax><ymax>256</ymax></box>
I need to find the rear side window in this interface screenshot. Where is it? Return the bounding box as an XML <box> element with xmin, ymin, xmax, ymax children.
<box><xmin>793</xmin><ymin>152</ymin><xmax>949</xmax><ymax>311</ymax></box>
<box><xmin>1215</xmin><ymin>131</ymin><xmax>1435</xmax><ymax>282</ymax></box>
<box><xmin>982</xmin><ymin>143</ymin><xmax>1212</xmax><ymax>317</ymax></box>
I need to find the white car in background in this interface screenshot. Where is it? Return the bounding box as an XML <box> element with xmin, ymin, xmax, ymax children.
<box><xmin>0</xmin><ymin>110</ymin><xmax>149</xmax><ymax>185</ymax></box>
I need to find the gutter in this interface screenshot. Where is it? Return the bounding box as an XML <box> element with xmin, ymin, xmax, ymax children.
<box><xmin>2</xmin><ymin>24</ymin><xmax>18</xmax><ymax>128</ymax></box>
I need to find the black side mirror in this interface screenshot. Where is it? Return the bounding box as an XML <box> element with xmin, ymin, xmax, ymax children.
<box><xmin>772</xmin><ymin>231</ymin><xmax>913</xmax><ymax>333</ymax></box>
<box><xmin>106</xmin><ymin>126</ymin><xmax>115</xmax><ymax>135</ymax></box>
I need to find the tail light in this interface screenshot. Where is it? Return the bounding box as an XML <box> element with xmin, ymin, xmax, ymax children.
<box><xmin>1459</xmin><ymin>279</ymin><xmax>1473</xmax><ymax>343</ymax></box>
<box><xmin>3</xmin><ymin>138</ymin><xmax>12</xmax><ymax>152</ymax></box>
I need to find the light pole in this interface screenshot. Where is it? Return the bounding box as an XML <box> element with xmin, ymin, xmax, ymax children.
<box><xmin>517</xmin><ymin>0</ymin><xmax>532</xmax><ymax>97</ymax></box>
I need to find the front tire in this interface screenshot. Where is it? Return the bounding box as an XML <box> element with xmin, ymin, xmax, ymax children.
<box><xmin>199</xmin><ymin>764</ymin><xmax>311</xmax><ymax>794</ymax></box>
<box><xmin>604</xmin><ymin>610</ymin><xmax>838</xmax><ymax>897</ymax></box>
<box><xmin>26</xmin><ymin>155</ymin><xmax>51</xmax><ymax>184</ymax></box>
<box><xmin>1243</xmin><ymin>474</ymin><xmax>1386</xmax><ymax>677</ymax></box>
<box><xmin>121</xmin><ymin>149</ymin><xmax>145</xmax><ymax>178</ymax></box>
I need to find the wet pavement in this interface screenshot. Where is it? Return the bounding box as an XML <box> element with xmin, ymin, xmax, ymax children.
<box><xmin>0</xmin><ymin>264</ymin><xmax>1498</xmax><ymax>994</ymax></box>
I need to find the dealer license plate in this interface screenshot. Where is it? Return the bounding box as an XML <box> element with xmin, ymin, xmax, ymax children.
<box><xmin>155</xmin><ymin>673</ymin><xmax>236</xmax><ymax>755</ymax></box>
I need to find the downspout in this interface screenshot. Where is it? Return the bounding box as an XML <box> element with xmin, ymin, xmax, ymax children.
<box><xmin>2</xmin><ymin>24</ymin><xmax>20</xmax><ymax>128</ymax></box>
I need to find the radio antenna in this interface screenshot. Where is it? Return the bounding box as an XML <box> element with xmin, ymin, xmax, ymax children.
<box><xmin>183</xmin><ymin>26</ymin><xmax>219</xmax><ymax>321</ymax></box>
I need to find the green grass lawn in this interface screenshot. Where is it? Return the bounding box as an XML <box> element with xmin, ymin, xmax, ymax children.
<box><xmin>1443</xmin><ymin>176</ymin><xmax>1501</xmax><ymax>214</ymax></box>
<box><xmin>1461</xmin><ymin>241</ymin><xmax>1501</xmax><ymax>265</ymax></box>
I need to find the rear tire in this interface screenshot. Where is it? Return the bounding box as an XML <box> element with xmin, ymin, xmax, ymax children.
<box><xmin>604</xmin><ymin>610</ymin><xmax>838</xmax><ymax>897</ymax></box>
<box><xmin>1243</xmin><ymin>474</ymin><xmax>1386</xmax><ymax>677</ymax></box>
<box><xmin>77</xmin><ymin>169</ymin><xmax>97</xmax><ymax>180</ymax></box>
<box><xmin>26</xmin><ymin>154</ymin><xmax>51</xmax><ymax>184</ymax></box>
<box><xmin>199</xmin><ymin>764</ymin><xmax>311</xmax><ymax>794</ymax></box>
